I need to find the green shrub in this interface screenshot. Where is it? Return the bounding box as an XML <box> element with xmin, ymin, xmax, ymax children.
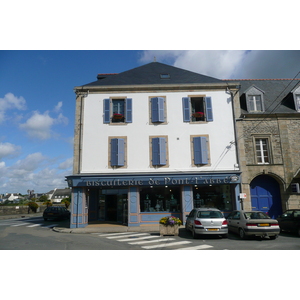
<box><xmin>27</xmin><ymin>201</ymin><xmax>39</xmax><ymax>213</ymax></box>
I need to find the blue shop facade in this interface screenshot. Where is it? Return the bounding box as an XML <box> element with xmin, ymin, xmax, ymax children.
<box><xmin>66</xmin><ymin>172</ymin><xmax>241</xmax><ymax>228</ymax></box>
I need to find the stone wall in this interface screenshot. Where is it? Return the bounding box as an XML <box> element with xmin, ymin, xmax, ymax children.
<box><xmin>0</xmin><ymin>203</ymin><xmax>65</xmax><ymax>216</ymax></box>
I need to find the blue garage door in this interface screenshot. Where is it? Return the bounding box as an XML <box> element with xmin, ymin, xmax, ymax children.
<box><xmin>250</xmin><ymin>175</ymin><xmax>282</xmax><ymax>219</ymax></box>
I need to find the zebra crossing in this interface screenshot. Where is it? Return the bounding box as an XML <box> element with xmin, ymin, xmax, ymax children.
<box><xmin>0</xmin><ymin>220</ymin><xmax>58</xmax><ymax>229</ymax></box>
<box><xmin>96</xmin><ymin>232</ymin><xmax>214</xmax><ymax>250</ymax></box>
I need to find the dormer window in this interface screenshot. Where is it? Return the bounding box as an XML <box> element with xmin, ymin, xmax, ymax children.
<box><xmin>245</xmin><ymin>85</ymin><xmax>265</xmax><ymax>112</ymax></box>
<box><xmin>295</xmin><ymin>94</ymin><xmax>300</xmax><ymax>111</ymax></box>
<box><xmin>160</xmin><ymin>74</ymin><xmax>170</xmax><ymax>79</ymax></box>
<box><xmin>248</xmin><ymin>95</ymin><xmax>263</xmax><ymax>112</ymax></box>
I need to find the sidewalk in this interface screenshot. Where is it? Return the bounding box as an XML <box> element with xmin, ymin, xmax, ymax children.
<box><xmin>0</xmin><ymin>213</ymin><xmax>163</xmax><ymax>234</ymax></box>
<box><xmin>53</xmin><ymin>223</ymin><xmax>163</xmax><ymax>234</ymax></box>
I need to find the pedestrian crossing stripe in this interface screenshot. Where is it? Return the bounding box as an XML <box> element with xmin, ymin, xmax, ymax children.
<box><xmin>106</xmin><ymin>233</ymin><xmax>149</xmax><ymax>239</ymax></box>
<box><xmin>117</xmin><ymin>235</ymin><xmax>159</xmax><ymax>242</ymax></box>
<box><xmin>128</xmin><ymin>238</ymin><xmax>176</xmax><ymax>245</ymax></box>
<box><xmin>142</xmin><ymin>241</ymin><xmax>191</xmax><ymax>249</ymax></box>
<box><xmin>176</xmin><ymin>245</ymin><xmax>213</xmax><ymax>250</ymax></box>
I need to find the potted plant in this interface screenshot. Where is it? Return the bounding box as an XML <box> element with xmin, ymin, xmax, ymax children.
<box><xmin>159</xmin><ymin>216</ymin><xmax>182</xmax><ymax>236</ymax></box>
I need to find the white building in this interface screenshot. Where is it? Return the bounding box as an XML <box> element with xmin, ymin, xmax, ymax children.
<box><xmin>66</xmin><ymin>62</ymin><xmax>241</xmax><ymax>228</ymax></box>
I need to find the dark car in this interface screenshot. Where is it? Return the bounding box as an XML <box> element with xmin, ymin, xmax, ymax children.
<box><xmin>227</xmin><ymin>210</ymin><xmax>280</xmax><ymax>239</ymax></box>
<box><xmin>43</xmin><ymin>206</ymin><xmax>70</xmax><ymax>221</ymax></box>
<box><xmin>277</xmin><ymin>209</ymin><xmax>300</xmax><ymax>237</ymax></box>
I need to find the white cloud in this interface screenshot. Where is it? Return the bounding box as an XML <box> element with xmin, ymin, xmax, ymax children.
<box><xmin>139</xmin><ymin>50</ymin><xmax>300</xmax><ymax>79</ymax></box>
<box><xmin>0</xmin><ymin>142</ymin><xmax>21</xmax><ymax>160</ymax></box>
<box><xmin>19</xmin><ymin>111</ymin><xmax>54</xmax><ymax>140</ymax></box>
<box><xmin>58</xmin><ymin>157</ymin><xmax>73</xmax><ymax>170</ymax></box>
<box><xmin>0</xmin><ymin>153</ymin><xmax>72</xmax><ymax>194</ymax></box>
<box><xmin>0</xmin><ymin>93</ymin><xmax>27</xmax><ymax>123</ymax></box>
<box><xmin>54</xmin><ymin>101</ymin><xmax>63</xmax><ymax>113</ymax></box>
<box><xmin>19</xmin><ymin>110</ymin><xmax>68</xmax><ymax>140</ymax></box>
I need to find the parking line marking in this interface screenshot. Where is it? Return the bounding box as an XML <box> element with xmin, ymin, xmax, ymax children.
<box><xmin>176</xmin><ymin>244</ymin><xmax>213</xmax><ymax>250</ymax></box>
<box><xmin>117</xmin><ymin>235</ymin><xmax>158</xmax><ymax>242</ymax></box>
<box><xmin>128</xmin><ymin>238</ymin><xmax>176</xmax><ymax>245</ymax></box>
<box><xmin>106</xmin><ymin>233</ymin><xmax>149</xmax><ymax>239</ymax></box>
<box><xmin>142</xmin><ymin>241</ymin><xmax>191</xmax><ymax>249</ymax></box>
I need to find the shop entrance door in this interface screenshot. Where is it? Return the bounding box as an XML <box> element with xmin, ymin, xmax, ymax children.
<box><xmin>106</xmin><ymin>195</ymin><xmax>118</xmax><ymax>222</ymax></box>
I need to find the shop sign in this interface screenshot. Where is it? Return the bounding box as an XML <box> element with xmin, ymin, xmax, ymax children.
<box><xmin>79</xmin><ymin>174</ymin><xmax>240</xmax><ymax>187</ymax></box>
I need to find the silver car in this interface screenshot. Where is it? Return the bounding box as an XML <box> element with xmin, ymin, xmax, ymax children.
<box><xmin>227</xmin><ymin>210</ymin><xmax>280</xmax><ymax>239</ymax></box>
<box><xmin>185</xmin><ymin>208</ymin><xmax>228</xmax><ymax>238</ymax></box>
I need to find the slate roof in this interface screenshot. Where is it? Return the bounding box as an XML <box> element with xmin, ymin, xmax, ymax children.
<box><xmin>226</xmin><ymin>79</ymin><xmax>300</xmax><ymax>114</ymax></box>
<box><xmin>81</xmin><ymin>62</ymin><xmax>223</xmax><ymax>87</ymax></box>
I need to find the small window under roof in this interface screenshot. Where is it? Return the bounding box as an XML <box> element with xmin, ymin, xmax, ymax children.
<box><xmin>160</xmin><ymin>73</ymin><xmax>170</xmax><ymax>79</ymax></box>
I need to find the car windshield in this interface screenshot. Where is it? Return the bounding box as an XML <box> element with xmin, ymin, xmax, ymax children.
<box><xmin>244</xmin><ymin>212</ymin><xmax>270</xmax><ymax>219</ymax></box>
<box><xmin>197</xmin><ymin>211</ymin><xmax>223</xmax><ymax>218</ymax></box>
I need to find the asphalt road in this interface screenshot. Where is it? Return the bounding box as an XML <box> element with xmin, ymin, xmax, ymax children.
<box><xmin>0</xmin><ymin>216</ymin><xmax>300</xmax><ymax>250</ymax></box>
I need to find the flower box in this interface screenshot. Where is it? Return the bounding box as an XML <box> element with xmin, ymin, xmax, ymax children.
<box><xmin>192</xmin><ymin>112</ymin><xmax>204</xmax><ymax>118</ymax></box>
<box><xmin>112</xmin><ymin>113</ymin><xmax>124</xmax><ymax>120</ymax></box>
<box><xmin>159</xmin><ymin>224</ymin><xmax>179</xmax><ymax>236</ymax></box>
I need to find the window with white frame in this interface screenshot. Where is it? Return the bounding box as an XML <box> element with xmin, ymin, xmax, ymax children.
<box><xmin>248</xmin><ymin>95</ymin><xmax>263</xmax><ymax>112</ymax></box>
<box><xmin>255</xmin><ymin>138</ymin><xmax>270</xmax><ymax>164</ymax></box>
<box><xmin>295</xmin><ymin>94</ymin><xmax>300</xmax><ymax>111</ymax></box>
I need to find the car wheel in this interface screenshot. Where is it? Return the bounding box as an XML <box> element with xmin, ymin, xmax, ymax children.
<box><xmin>297</xmin><ymin>228</ymin><xmax>300</xmax><ymax>237</ymax></box>
<box><xmin>239</xmin><ymin>228</ymin><xmax>246</xmax><ymax>239</ymax></box>
<box><xmin>270</xmin><ymin>235</ymin><xmax>278</xmax><ymax>240</ymax></box>
<box><xmin>222</xmin><ymin>234</ymin><xmax>228</xmax><ymax>238</ymax></box>
<box><xmin>192</xmin><ymin>228</ymin><xmax>198</xmax><ymax>239</ymax></box>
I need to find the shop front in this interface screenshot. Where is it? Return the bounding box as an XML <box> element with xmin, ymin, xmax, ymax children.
<box><xmin>66</xmin><ymin>173</ymin><xmax>241</xmax><ymax>228</ymax></box>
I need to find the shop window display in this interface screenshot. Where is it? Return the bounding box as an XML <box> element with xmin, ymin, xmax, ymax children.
<box><xmin>140</xmin><ymin>186</ymin><xmax>181</xmax><ymax>212</ymax></box>
<box><xmin>193</xmin><ymin>185</ymin><xmax>233</xmax><ymax>211</ymax></box>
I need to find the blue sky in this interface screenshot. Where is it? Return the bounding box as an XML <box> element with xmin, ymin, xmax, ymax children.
<box><xmin>1</xmin><ymin>50</ymin><xmax>300</xmax><ymax>195</ymax></box>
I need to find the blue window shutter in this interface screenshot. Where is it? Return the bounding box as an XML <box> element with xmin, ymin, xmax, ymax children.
<box><xmin>125</xmin><ymin>98</ymin><xmax>132</xmax><ymax>123</ymax></box>
<box><xmin>104</xmin><ymin>99</ymin><xmax>110</xmax><ymax>123</ymax></box>
<box><xmin>182</xmin><ymin>97</ymin><xmax>190</xmax><ymax>122</ymax></box>
<box><xmin>205</xmin><ymin>97</ymin><xmax>213</xmax><ymax>122</ymax></box>
<box><xmin>111</xmin><ymin>138</ymin><xmax>118</xmax><ymax>166</ymax></box>
<box><xmin>117</xmin><ymin>139</ymin><xmax>125</xmax><ymax>166</ymax></box>
<box><xmin>111</xmin><ymin>138</ymin><xmax>125</xmax><ymax>167</ymax></box>
<box><xmin>158</xmin><ymin>97</ymin><xmax>165</xmax><ymax>122</ymax></box>
<box><xmin>159</xmin><ymin>137</ymin><xmax>166</xmax><ymax>165</ymax></box>
<box><xmin>152</xmin><ymin>137</ymin><xmax>166</xmax><ymax>166</ymax></box>
<box><xmin>151</xmin><ymin>97</ymin><xmax>164</xmax><ymax>122</ymax></box>
<box><xmin>152</xmin><ymin>138</ymin><xmax>159</xmax><ymax>165</ymax></box>
<box><xmin>193</xmin><ymin>137</ymin><xmax>208</xmax><ymax>165</ymax></box>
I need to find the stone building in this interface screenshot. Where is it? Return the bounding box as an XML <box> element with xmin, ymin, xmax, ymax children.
<box><xmin>231</xmin><ymin>78</ymin><xmax>300</xmax><ymax>218</ymax></box>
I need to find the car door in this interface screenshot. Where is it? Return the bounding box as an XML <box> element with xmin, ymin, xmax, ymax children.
<box><xmin>227</xmin><ymin>211</ymin><xmax>240</xmax><ymax>233</ymax></box>
<box><xmin>291</xmin><ymin>210</ymin><xmax>300</xmax><ymax>232</ymax></box>
<box><xmin>186</xmin><ymin>209</ymin><xmax>195</xmax><ymax>230</ymax></box>
<box><xmin>278</xmin><ymin>210</ymin><xmax>294</xmax><ymax>231</ymax></box>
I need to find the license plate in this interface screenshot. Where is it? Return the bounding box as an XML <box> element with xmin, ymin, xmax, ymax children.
<box><xmin>258</xmin><ymin>223</ymin><xmax>269</xmax><ymax>227</ymax></box>
<box><xmin>207</xmin><ymin>228</ymin><xmax>219</xmax><ymax>231</ymax></box>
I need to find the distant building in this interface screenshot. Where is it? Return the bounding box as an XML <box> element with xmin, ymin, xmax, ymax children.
<box><xmin>48</xmin><ymin>188</ymin><xmax>71</xmax><ymax>203</ymax></box>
